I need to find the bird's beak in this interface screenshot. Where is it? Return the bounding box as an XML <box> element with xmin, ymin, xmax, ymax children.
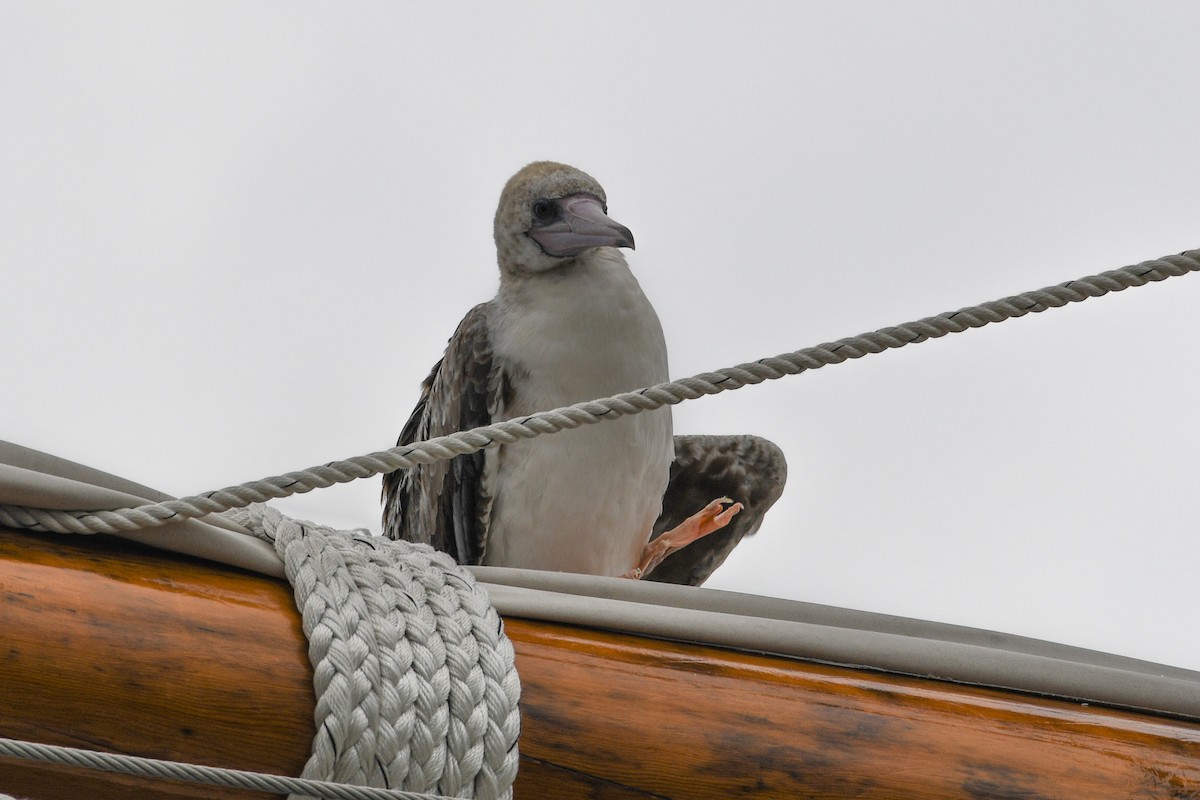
<box><xmin>529</xmin><ymin>194</ymin><xmax>635</xmax><ymax>257</ymax></box>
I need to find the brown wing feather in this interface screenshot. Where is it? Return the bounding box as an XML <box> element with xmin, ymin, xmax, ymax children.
<box><xmin>645</xmin><ymin>434</ymin><xmax>787</xmax><ymax>586</ymax></box>
<box><xmin>381</xmin><ymin>302</ymin><xmax>501</xmax><ymax>564</ymax></box>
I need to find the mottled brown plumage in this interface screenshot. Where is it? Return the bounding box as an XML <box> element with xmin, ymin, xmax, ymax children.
<box><xmin>381</xmin><ymin>304</ymin><xmax>504</xmax><ymax>563</ymax></box>
<box><xmin>646</xmin><ymin>435</ymin><xmax>787</xmax><ymax>585</ymax></box>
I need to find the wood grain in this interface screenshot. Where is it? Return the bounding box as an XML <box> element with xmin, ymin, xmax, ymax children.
<box><xmin>507</xmin><ymin>618</ymin><xmax>1200</xmax><ymax>798</ymax></box>
<box><xmin>1</xmin><ymin>525</ymin><xmax>1198</xmax><ymax>799</ymax></box>
<box><xmin>0</xmin><ymin>527</ymin><xmax>313</xmax><ymax>799</ymax></box>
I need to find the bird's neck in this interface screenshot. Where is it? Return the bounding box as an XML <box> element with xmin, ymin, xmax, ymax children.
<box><xmin>492</xmin><ymin>248</ymin><xmax>669</xmax><ymax>406</ymax></box>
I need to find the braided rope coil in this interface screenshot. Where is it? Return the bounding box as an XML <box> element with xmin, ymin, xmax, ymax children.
<box><xmin>1</xmin><ymin>249</ymin><xmax>1195</xmax><ymax>537</ymax></box>
<box><xmin>226</xmin><ymin>505</ymin><xmax>520</xmax><ymax>800</ymax></box>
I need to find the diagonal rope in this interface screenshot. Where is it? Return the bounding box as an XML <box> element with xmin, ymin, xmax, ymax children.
<box><xmin>1</xmin><ymin>248</ymin><xmax>1197</xmax><ymax>537</ymax></box>
<box><xmin>0</xmin><ymin>735</ymin><xmax>471</xmax><ymax>800</ymax></box>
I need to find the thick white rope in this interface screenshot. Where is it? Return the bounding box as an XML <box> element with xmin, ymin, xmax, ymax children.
<box><xmin>1</xmin><ymin>248</ymin><xmax>1196</xmax><ymax>537</ymax></box>
<box><xmin>0</xmin><ymin>506</ymin><xmax>521</xmax><ymax>800</ymax></box>
<box><xmin>225</xmin><ymin>504</ymin><xmax>521</xmax><ymax>800</ymax></box>
<box><xmin>0</xmin><ymin>735</ymin><xmax>470</xmax><ymax>800</ymax></box>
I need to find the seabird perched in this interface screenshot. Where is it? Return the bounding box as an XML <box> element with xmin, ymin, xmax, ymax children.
<box><xmin>382</xmin><ymin>161</ymin><xmax>786</xmax><ymax>584</ymax></box>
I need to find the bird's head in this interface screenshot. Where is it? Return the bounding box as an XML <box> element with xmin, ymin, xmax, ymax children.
<box><xmin>494</xmin><ymin>161</ymin><xmax>635</xmax><ymax>276</ymax></box>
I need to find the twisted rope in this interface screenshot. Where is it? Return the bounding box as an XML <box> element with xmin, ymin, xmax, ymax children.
<box><xmin>0</xmin><ymin>248</ymin><xmax>1196</xmax><ymax>537</ymax></box>
<box><xmin>0</xmin><ymin>735</ymin><xmax>469</xmax><ymax>799</ymax></box>
<box><xmin>225</xmin><ymin>504</ymin><xmax>521</xmax><ymax>799</ymax></box>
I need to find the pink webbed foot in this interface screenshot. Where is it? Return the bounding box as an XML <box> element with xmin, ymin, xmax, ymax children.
<box><xmin>622</xmin><ymin>497</ymin><xmax>743</xmax><ymax>579</ymax></box>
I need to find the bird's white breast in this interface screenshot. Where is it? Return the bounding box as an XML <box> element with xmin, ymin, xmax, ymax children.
<box><xmin>485</xmin><ymin>249</ymin><xmax>673</xmax><ymax>576</ymax></box>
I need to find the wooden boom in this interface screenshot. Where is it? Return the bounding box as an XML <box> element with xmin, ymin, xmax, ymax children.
<box><xmin>0</xmin><ymin>526</ymin><xmax>1197</xmax><ymax>798</ymax></box>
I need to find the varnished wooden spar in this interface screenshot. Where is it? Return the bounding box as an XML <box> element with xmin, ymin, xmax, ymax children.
<box><xmin>509</xmin><ymin>621</ymin><xmax>1200</xmax><ymax>797</ymax></box>
<box><xmin>0</xmin><ymin>527</ymin><xmax>313</xmax><ymax>799</ymax></box>
<box><xmin>1</xmin><ymin>526</ymin><xmax>1199</xmax><ymax>799</ymax></box>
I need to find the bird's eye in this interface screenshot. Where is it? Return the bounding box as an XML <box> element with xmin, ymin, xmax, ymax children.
<box><xmin>531</xmin><ymin>199</ymin><xmax>558</xmax><ymax>224</ymax></box>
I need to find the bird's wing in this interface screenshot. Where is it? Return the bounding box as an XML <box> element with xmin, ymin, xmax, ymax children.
<box><xmin>381</xmin><ymin>302</ymin><xmax>504</xmax><ymax>564</ymax></box>
<box><xmin>645</xmin><ymin>434</ymin><xmax>788</xmax><ymax>586</ymax></box>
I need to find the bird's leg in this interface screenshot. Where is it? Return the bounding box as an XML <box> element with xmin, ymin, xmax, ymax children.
<box><xmin>622</xmin><ymin>497</ymin><xmax>743</xmax><ymax>579</ymax></box>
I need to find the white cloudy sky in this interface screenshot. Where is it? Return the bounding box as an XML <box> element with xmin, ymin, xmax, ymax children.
<box><xmin>4</xmin><ymin>3</ymin><xmax>1199</xmax><ymax>671</ymax></box>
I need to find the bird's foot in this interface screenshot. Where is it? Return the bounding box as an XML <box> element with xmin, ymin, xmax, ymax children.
<box><xmin>622</xmin><ymin>497</ymin><xmax>743</xmax><ymax>579</ymax></box>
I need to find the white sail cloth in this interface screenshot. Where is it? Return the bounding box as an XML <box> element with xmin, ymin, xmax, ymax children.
<box><xmin>3</xmin><ymin>439</ymin><xmax>1199</xmax><ymax>723</ymax></box>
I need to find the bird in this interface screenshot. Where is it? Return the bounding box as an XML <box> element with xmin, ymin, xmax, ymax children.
<box><xmin>382</xmin><ymin>161</ymin><xmax>785</xmax><ymax>584</ymax></box>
